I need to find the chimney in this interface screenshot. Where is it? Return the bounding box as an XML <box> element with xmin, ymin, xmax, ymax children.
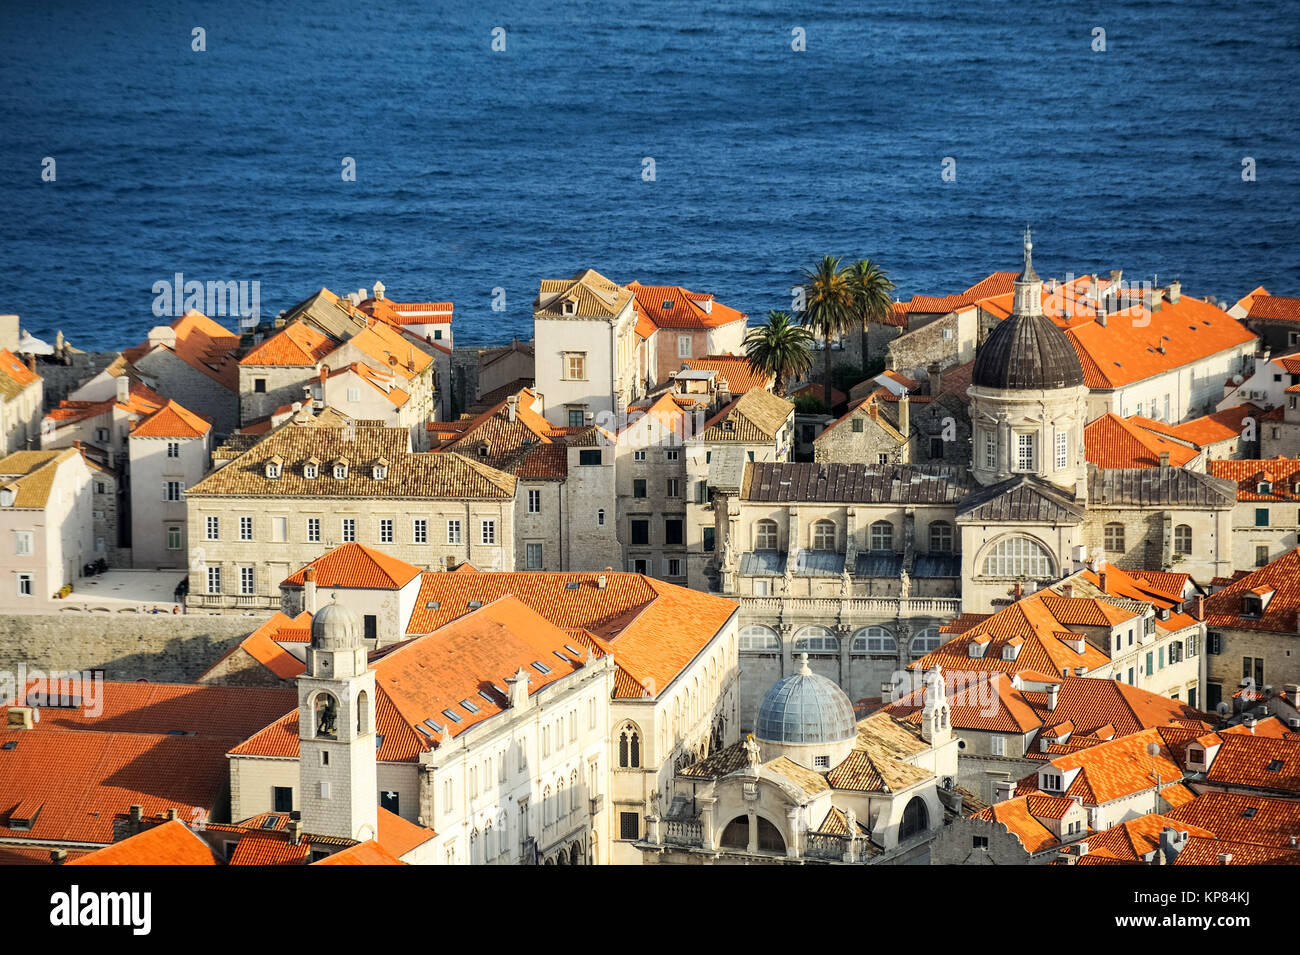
<box><xmin>115</xmin><ymin>375</ymin><xmax>129</xmax><ymax>405</ymax></box>
<box><xmin>6</xmin><ymin>706</ymin><xmax>33</xmax><ymax>730</ymax></box>
<box><xmin>898</xmin><ymin>391</ymin><xmax>910</xmax><ymax>439</ymax></box>
<box><xmin>129</xmin><ymin>805</ymin><xmax>143</xmax><ymax>825</ymax></box>
<box><xmin>303</xmin><ymin>566</ymin><xmax>318</xmax><ymax>614</ymax></box>
<box><xmin>506</xmin><ymin>396</ymin><xmax>517</xmax><ymax>423</ymax></box>
<box><xmin>1062</xmin><ymin>583</ymin><xmax>1073</xmax><ymax>599</ymax></box>
<box><xmin>1194</xmin><ymin>595</ymin><xmax>1205</xmax><ymax>621</ymax></box>
<box><xmin>1089</xmin><ymin>274</ymin><xmax>1100</xmax><ymax>303</ymax></box>
<box><xmin>1048</xmin><ymin>682</ymin><xmax>1059</xmax><ymax>711</ymax></box>
<box><xmin>1150</xmin><ymin>288</ymin><xmax>1163</xmax><ymax>312</ymax></box>
<box><xmin>1168</xmin><ymin>280</ymin><xmax>1181</xmax><ymax>304</ymax></box>
<box><xmin>598</xmin><ymin>569</ymin><xmax>610</xmax><ymax>589</ymax></box>
<box><xmin>1097</xmin><ymin>307</ymin><xmax>1107</xmax><ymax>328</ymax></box>
<box><xmin>288</xmin><ymin>813</ymin><xmax>303</xmax><ymax>845</ymax></box>
<box><xmin>26</xmin><ymin>353</ymin><xmax>36</xmax><ymax>373</ymax></box>
<box><xmin>506</xmin><ymin>666</ymin><xmax>531</xmax><ymax>711</ymax></box>
<box><xmin>927</xmin><ymin>363</ymin><xmax>942</xmax><ymax>396</ymax></box>
<box><xmin>372</xmin><ymin>280</ymin><xmax>386</xmax><ymax>301</ymax></box>
<box><xmin>716</xmin><ymin>376</ymin><xmax>731</xmax><ymax>409</ymax></box>
<box><xmin>1099</xmin><ymin>568</ymin><xmax>1108</xmax><ymax>593</ymax></box>
<box><xmin>49</xmin><ymin>849</ymin><xmax>67</xmax><ymax>865</ymax></box>
<box><xmin>993</xmin><ymin>779</ymin><xmax>1017</xmax><ymax>803</ymax></box>
<box><xmin>167</xmin><ymin>808</ymin><xmax>179</xmax><ymax>820</ymax></box>
<box><xmin>1159</xmin><ymin>451</ymin><xmax>1170</xmax><ymax>467</ymax></box>
<box><xmin>867</xmin><ymin>399</ymin><xmax>878</xmax><ymax>421</ymax></box>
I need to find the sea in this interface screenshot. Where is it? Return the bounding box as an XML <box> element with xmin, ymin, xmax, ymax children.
<box><xmin>2</xmin><ymin>0</ymin><xmax>1299</xmax><ymax>349</ymax></box>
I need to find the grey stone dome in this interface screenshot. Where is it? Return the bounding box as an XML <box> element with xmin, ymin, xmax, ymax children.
<box><xmin>972</xmin><ymin>311</ymin><xmax>1084</xmax><ymax>391</ymax></box>
<box><xmin>310</xmin><ymin>595</ymin><xmax>362</xmax><ymax>650</ymax></box>
<box><xmin>756</xmin><ymin>658</ymin><xmax>857</xmax><ymax>745</ymax></box>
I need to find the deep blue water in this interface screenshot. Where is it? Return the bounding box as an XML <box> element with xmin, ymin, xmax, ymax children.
<box><xmin>2</xmin><ymin>0</ymin><xmax>1299</xmax><ymax>349</ymax></box>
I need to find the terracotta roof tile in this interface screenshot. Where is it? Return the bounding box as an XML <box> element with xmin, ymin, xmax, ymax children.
<box><xmin>1204</xmin><ymin>548</ymin><xmax>1300</xmax><ymax>633</ymax></box>
<box><xmin>1247</xmin><ymin>294</ymin><xmax>1300</xmax><ymax>323</ymax></box>
<box><xmin>1084</xmin><ymin>413</ymin><xmax>1200</xmax><ymax>468</ymax></box>
<box><xmin>626</xmin><ymin>282</ymin><xmax>746</xmax><ymax>330</ymax></box>
<box><xmin>68</xmin><ymin>819</ymin><xmax>223</xmax><ymax>865</ymax></box>
<box><xmin>282</xmin><ymin>543</ymin><xmax>422</xmax><ymax>589</ymax></box>
<box><xmin>680</xmin><ymin>355</ymin><xmax>772</xmax><ymax>395</ymax></box>
<box><xmin>240</xmin><ymin>321</ymin><xmax>335</xmax><ymax>366</ymax></box>
<box><xmin>130</xmin><ymin>398</ymin><xmax>212</xmax><ymax>438</ymax></box>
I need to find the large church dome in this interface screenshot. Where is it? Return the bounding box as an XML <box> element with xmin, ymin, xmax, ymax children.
<box><xmin>756</xmin><ymin>657</ymin><xmax>857</xmax><ymax>746</ymax></box>
<box><xmin>971</xmin><ymin>310</ymin><xmax>1085</xmax><ymax>391</ymax></box>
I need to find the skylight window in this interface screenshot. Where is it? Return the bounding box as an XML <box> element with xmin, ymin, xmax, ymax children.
<box><xmin>261</xmin><ymin>816</ymin><xmax>279</xmax><ymax>830</ymax></box>
<box><xmin>478</xmin><ymin>690</ymin><xmax>496</xmax><ymax>703</ymax></box>
<box><xmin>425</xmin><ymin>601</ymin><xmax>441</xmax><ymax>610</ymax></box>
<box><xmin>1267</xmin><ymin>760</ymin><xmax>1285</xmax><ymax>773</ymax></box>
<box><xmin>423</xmin><ymin>719</ymin><xmax>444</xmax><ymax>733</ymax></box>
<box><xmin>563</xmin><ymin>644</ymin><xmax>580</xmax><ymax>655</ymax></box>
<box><xmin>441</xmin><ymin>709</ymin><xmax>463</xmax><ymax>724</ymax></box>
<box><xmin>467</xmin><ymin>600</ymin><xmax>483</xmax><ymax>609</ymax></box>
<box><xmin>1243</xmin><ymin>807</ymin><xmax>1259</xmax><ymax>818</ymax></box>
<box><xmin>554</xmin><ymin>650</ymin><xmax>569</xmax><ymax>663</ymax></box>
<box><xmin>460</xmin><ymin>699</ymin><xmax>480</xmax><ymax>714</ymax></box>
<box><xmin>565</xmin><ymin>582</ymin><xmax>580</xmax><ymax>591</ymax></box>
<box><xmin>531</xmin><ymin>661</ymin><xmax>552</xmax><ymax>675</ymax></box>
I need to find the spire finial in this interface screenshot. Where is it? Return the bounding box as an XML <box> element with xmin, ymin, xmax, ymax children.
<box><xmin>1023</xmin><ymin>225</ymin><xmax>1033</xmax><ymax>265</ymax></box>
<box><xmin>798</xmin><ymin>652</ymin><xmax>811</xmax><ymax>675</ymax></box>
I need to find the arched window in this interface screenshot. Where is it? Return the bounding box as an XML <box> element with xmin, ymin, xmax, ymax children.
<box><xmin>597</xmin><ymin>508</ymin><xmax>605</xmax><ymax>526</ymax></box>
<box><xmin>356</xmin><ymin>689</ymin><xmax>370</xmax><ymax>734</ymax></box>
<box><xmin>313</xmin><ymin>693</ymin><xmax>338</xmax><ymax>739</ymax></box>
<box><xmin>618</xmin><ymin>722</ymin><xmax>641</xmax><ymax>768</ymax></box>
<box><xmin>794</xmin><ymin>625</ymin><xmax>839</xmax><ymax>653</ymax></box>
<box><xmin>556</xmin><ymin>776</ymin><xmax>566</xmax><ymax>817</ymax></box>
<box><xmin>851</xmin><ymin>626</ymin><xmax>897</xmax><ymax>654</ymax></box>
<box><xmin>1104</xmin><ymin>522</ymin><xmax>1125</xmax><ymax>553</ymax></box>
<box><xmin>928</xmin><ymin>521</ymin><xmax>954</xmax><ymax>554</ymax></box>
<box><xmin>739</xmin><ymin>625</ymin><xmax>781</xmax><ymax>652</ymax></box>
<box><xmin>910</xmin><ymin>627</ymin><xmax>944</xmax><ymax>656</ymax></box>
<box><xmin>982</xmin><ymin>536</ymin><xmax>1054</xmax><ymax>578</ymax></box>
<box><xmin>869</xmin><ymin>520</ymin><xmax>894</xmax><ymax>552</ymax></box>
<box><xmin>812</xmin><ymin>520</ymin><xmax>836</xmax><ymax>551</ymax></box>
<box><xmin>1174</xmin><ymin>524</ymin><xmax>1192</xmax><ymax>555</ymax></box>
<box><xmin>754</xmin><ymin>519</ymin><xmax>778</xmax><ymax>550</ymax></box>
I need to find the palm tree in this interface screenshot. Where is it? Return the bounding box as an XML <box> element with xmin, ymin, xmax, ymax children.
<box><xmin>845</xmin><ymin>258</ymin><xmax>896</xmax><ymax>367</ymax></box>
<box><xmin>744</xmin><ymin>310</ymin><xmax>813</xmax><ymax>397</ymax></box>
<box><xmin>796</xmin><ymin>255</ymin><xmax>855</xmax><ymax>408</ymax></box>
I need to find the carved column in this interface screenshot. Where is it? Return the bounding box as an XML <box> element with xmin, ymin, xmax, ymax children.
<box><xmin>786</xmin><ymin>805</ymin><xmax>802</xmax><ymax>860</ymax></box>
<box><xmin>699</xmin><ymin>796</ymin><xmax>717</xmax><ymax>851</ymax></box>
<box><xmin>844</xmin><ymin>507</ymin><xmax>858</xmax><ymax>574</ymax></box>
<box><xmin>746</xmin><ymin>809</ymin><xmax>758</xmax><ymax>854</ymax></box>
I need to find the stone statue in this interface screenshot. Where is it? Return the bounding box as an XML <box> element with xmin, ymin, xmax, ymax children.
<box><xmin>844</xmin><ymin>808</ymin><xmax>857</xmax><ymax>835</ymax></box>
<box><xmin>744</xmin><ymin>734</ymin><xmax>761</xmax><ymax>767</ymax></box>
<box><xmin>840</xmin><ymin>566</ymin><xmax>852</xmax><ymax>597</ymax></box>
<box><xmin>899</xmin><ymin>568</ymin><xmax>911</xmax><ymax>599</ymax></box>
<box><xmin>783</xmin><ymin>557</ymin><xmax>795</xmax><ymax>594</ymax></box>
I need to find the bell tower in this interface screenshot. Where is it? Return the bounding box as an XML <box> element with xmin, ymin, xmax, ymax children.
<box><xmin>298</xmin><ymin>593</ymin><xmax>379</xmax><ymax>841</ymax></box>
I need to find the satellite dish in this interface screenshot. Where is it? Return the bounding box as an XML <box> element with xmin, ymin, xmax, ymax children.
<box><xmin>1146</xmin><ymin>742</ymin><xmax>1160</xmax><ymax>757</ymax></box>
<box><xmin>1216</xmin><ymin>701</ymin><xmax>1231</xmax><ymax>716</ymax></box>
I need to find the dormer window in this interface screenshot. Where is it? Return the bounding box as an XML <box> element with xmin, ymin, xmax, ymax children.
<box><xmin>1041</xmin><ymin>772</ymin><xmax>1063</xmax><ymax>792</ymax></box>
<box><xmin>0</xmin><ymin>487</ymin><xmax>13</xmax><ymax>507</ymax></box>
<box><xmin>562</xmin><ymin>299</ymin><xmax>577</xmax><ymax>315</ymax></box>
<box><xmin>1242</xmin><ymin>596</ymin><xmax>1263</xmax><ymax>617</ymax></box>
<box><xmin>264</xmin><ymin>456</ymin><xmax>283</xmax><ymax>479</ymax></box>
<box><xmin>333</xmin><ymin>459</ymin><xmax>349</xmax><ymax>480</ymax></box>
<box><xmin>1002</xmin><ymin>639</ymin><xmax>1023</xmax><ymax>661</ymax></box>
<box><xmin>303</xmin><ymin>458</ymin><xmax>319</xmax><ymax>480</ymax></box>
<box><xmin>1259</xmin><ymin>481</ymin><xmax>1273</xmax><ymax>495</ymax></box>
<box><xmin>372</xmin><ymin>460</ymin><xmax>388</xmax><ymax>480</ymax></box>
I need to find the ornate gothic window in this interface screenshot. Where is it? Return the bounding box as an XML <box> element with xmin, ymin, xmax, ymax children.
<box><xmin>618</xmin><ymin>723</ymin><xmax>641</xmax><ymax>768</ymax></box>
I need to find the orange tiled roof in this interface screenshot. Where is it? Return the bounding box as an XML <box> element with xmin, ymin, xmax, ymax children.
<box><xmin>197</xmin><ymin>610</ymin><xmax>312</xmax><ymax>682</ymax></box>
<box><xmin>228</xmin><ymin>830</ymin><xmax>311</xmax><ymax>865</ymax></box>
<box><xmin>1247</xmin><ymin>294</ymin><xmax>1300</xmax><ymax>323</ymax></box>
<box><xmin>329</xmin><ymin>362</ymin><xmax>410</xmax><ymax>408</ymax></box>
<box><xmin>433</xmin><ymin>388</ymin><xmax>570</xmax><ymax>479</ymax></box>
<box><xmin>123</xmin><ymin>311</ymin><xmax>240</xmax><ymax>391</ymax></box>
<box><xmin>1132</xmin><ymin>403</ymin><xmax>1262</xmax><ymax>450</ymax></box>
<box><xmin>1204</xmin><ymin>548</ymin><xmax>1300</xmax><ymax>633</ymax></box>
<box><xmin>973</xmin><ymin>792</ymin><xmax>1077</xmax><ymax>854</ymax></box>
<box><xmin>130</xmin><ymin>398</ymin><xmax>212</xmax><ymax>438</ymax></box>
<box><xmin>1077</xmin><ymin>813</ymin><xmax>1215</xmax><ymax>864</ymax></box>
<box><xmin>282</xmin><ymin>542</ymin><xmax>422</xmax><ymax>590</ymax></box>
<box><xmin>405</xmin><ymin>570</ymin><xmax>736</xmax><ymax>699</ymax></box>
<box><xmin>1204</xmin><ymin>734</ymin><xmax>1300</xmax><ymax>792</ymax></box>
<box><xmin>626</xmin><ymin>282</ymin><xmax>746</xmax><ymax>330</ymax></box>
<box><xmin>681</xmin><ymin>355</ymin><xmax>772</xmax><ymax>395</ymax></box>
<box><xmin>67</xmin><ymin>819</ymin><xmax>222</xmax><ymax>866</ymax></box>
<box><xmin>240</xmin><ymin>321</ymin><xmax>335</xmax><ymax>366</ymax></box>
<box><xmin>343</xmin><ymin>319</ymin><xmax>433</xmax><ymax>382</ymax></box>
<box><xmin>376</xmin><ymin>805</ymin><xmax>436</xmax><ymax>857</ymax></box>
<box><xmin>1084</xmin><ymin>413</ymin><xmax>1200</xmax><ymax>468</ymax></box>
<box><xmin>1167</xmin><ymin>791</ymin><xmax>1300</xmax><ymax>847</ymax></box>
<box><xmin>1208</xmin><ymin>457</ymin><xmax>1300</xmax><ymax>502</ymax></box>
<box><xmin>313</xmin><ymin>840</ymin><xmax>403</xmax><ymax>865</ymax></box>
<box><xmin>789</xmin><ymin>382</ymin><xmax>846</xmax><ymax>407</ymax></box>
<box><xmin>45</xmin><ymin>381</ymin><xmax>166</xmax><ymax>427</ymax></box>
<box><xmin>0</xmin><ymin>347</ymin><xmax>39</xmax><ymax>391</ymax></box>
<box><xmin>1017</xmin><ymin>727</ymin><xmax>1184</xmax><ymax>805</ymax></box>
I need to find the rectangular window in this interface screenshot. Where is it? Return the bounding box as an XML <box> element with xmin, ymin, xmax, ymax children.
<box><xmin>239</xmin><ymin>516</ymin><xmax>253</xmax><ymax>541</ymax></box>
<box><xmin>254</xmin><ymin>378</ymin><xmax>267</xmax><ymax>394</ymax></box>
<box><xmin>205</xmin><ymin>516</ymin><xmax>219</xmax><ymax>540</ymax></box>
<box><xmin>167</xmin><ymin>526</ymin><xmax>182</xmax><ymax>550</ymax></box>
<box><xmin>983</xmin><ymin>431</ymin><xmax>997</xmax><ymax>470</ymax></box>
<box><xmin>990</xmin><ymin>736</ymin><xmax>1005</xmax><ymax>756</ymax></box>
<box><xmin>341</xmin><ymin>519</ymin><xmax>356</xmax><ymax>542</ymax></box>
<box><xmin>272</xmin><ymin>786</ymin><xmax>292</xmax><ymax>812</ymax></box>
<box><xmin>206</xmin><ymin>566</ymin><xmax>221</xmax><ymax>594</ymax></box>
<box><xmin>666</xmin><ymin>557</ymin><xmax>682</xmax><ymax>577</ymax></box>
<box><xmin>14</xmin><ymin>531</ymin><xmax>33</xmax><ymax>556</ymax></box>
<box><xmin>619</xmin><ymin>812</ymin><xmax>640</xmax><ymax>841</ymax></box>
<box><xmin>1055</xmin><ymin>431</ymin><xmax>1068</xmax><ymax>469</ymax></box>
<box><xmin>633</xmin><ymin>479</ymin><xmax>647</xmax><ymax>498</ymax></box>
<box><xmin>481</xmin><ymin>520</ymin><xmax>496</xmax><ymax>545</ymax></box>
<box><xmin>17</xmin><ymin>573</ymin><xmax>33</xmax><ymax>597</ymax></box>
<box><xmin>167</xmin><ymin>442</ymin><xmax>180</xmax><ymax>458</ymax></box>
<box><xmin>528</xmin><ymin>489</ymin><xmax>541</xmax><ymax>513</ymax></box>
<box><xmin>633</xmin><ymin>449</ymin><xmax>646</xmax><ymax>462</ymax></box>
<box><xmin>162</xmin><ymin>481</ymin><xmax>183</xmax><ymax>502</ymax></box>
<box><xmin>666</xmin><ymin>478</ymin><xmax>680</xmax><ymax>498</ymax></box>
<box><xmin>578</xmin><ymin>449</ymin><xmax>601</xmax><ymax>466</ymax></box>
<box><xmin>852</xmin><ymin>418</ymin><xmax>864</xmax><ymax>433</ymax></box>
<box><xmin>448</xmin><ymin>520</ymin><xmax>462</xmax><ymax>545</ymax></box>
<box><xmin>346</xmin><ymin>387</ymin><xmax>361</xmax><ymax>403</ymax></box>
<box><xmin>677</xmin><ymin>335</ymin><xmax>692</xmax><ymax>358</ymax></box>
<box><xmin>526</xmin><ymin>542</ymin><xmax>543</xmax><ymax>570</ymax></box>
<box><xmin>565</xmin><ymin>353</ymin><xmax>587</xmax><ymax>381</ymax></box>
<box><xmin>703</xmin><ymin>527</ymin><xmax>715</xmax><ymax>552</ymax></box>
<box><xmin>631</xmin><ymin>520</ymin><xmax>649</xmax><ymax>546</ymax></box>
<box><xmin>307</xmin><ymin>518</ymin><xmax>321</xmax><ymax>543</ymax></box>
<box><xmin>1256</xmin><ymin>545</ymin><xmax>1269</xmax><ymax>567</ymax></box>
<box><xmin>413</xmin><ymin>519</ymin><xmax>427</xmax><ymax>543</ymax></box>
<box><xmin>1256</xmin><ymin>508</ymin><xmax>1269</xmax><ymax>527</ymax></box>
<box><xmin>364</xmin><ymin>615</ymin><xmax>377</xmax><ymax>642</ymax></box>
<box><xmin>665</xmin><ymin>449</ymin><xmax>679</xmax><ymax>461</ymax></box>
<box><xmin>272</xmin><ymin>517</ymin><xmax>288</xmax><ymax>542</ymax></box>
<box><xmin>1146</xmin><ymin>651</ymin><xmax>1154</xmax><ymax>677</ymax></box>
<box><xmin>380</xmin><ymin>519</ymin><xmax>394</xmax><ymax>543</ymax></box>
<box><xmin>240</xmin><ymin>566</ymin><xmax>256</xmax><ymax>595</ymax></box>
<box><xmin>569</xmin><ymin>409</ymin><xmax>585</xmax><ymax>428</ymax></box>
<box><xmin>665</xmin><ymin>519</ymin><xmax>683</xmax><ymax>546</ymax></box>
<box><xmin>1016</xmin><ymin>433</ymin><xmax>1035</xmax><ymax>471</ymax></box>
